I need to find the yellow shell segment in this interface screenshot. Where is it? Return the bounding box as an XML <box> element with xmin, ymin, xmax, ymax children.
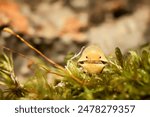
<box><xmin>78</xmin><ymin>45</ymin><xmax>107</xmax><ymax>74</ymax></box>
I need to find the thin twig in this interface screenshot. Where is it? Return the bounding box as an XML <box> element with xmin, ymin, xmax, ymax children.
<box><xmin>2</xmin><ymin>28</ymin><xmax>83</xmax><ymax>85</ymax></box>
<box><xmin>3</xmin><ymin>28</ymin><xmax>65</xmax><ymax>71</ymax></box>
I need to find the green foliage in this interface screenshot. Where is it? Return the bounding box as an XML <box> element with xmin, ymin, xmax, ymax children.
<box><xmin>0</xmin><ymin>44</ymin><xmax>150</xmax><ymax>100</ymax></box>
<box><xmin>0</xmin><ymin>52</ymin><xmax>27</xmax><ymax>99</ymax></box>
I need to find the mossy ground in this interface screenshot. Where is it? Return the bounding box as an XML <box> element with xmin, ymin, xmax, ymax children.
<box><xmin>0</xmin><ymin>44</ymin><xmax>150</xmax><ymax>100</ymax></box>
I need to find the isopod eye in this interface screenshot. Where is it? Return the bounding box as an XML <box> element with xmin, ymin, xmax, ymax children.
<box><xmin>86</xmin><ymin>56</ymin><xmax>88</xmax><ymax>59</ymax></box>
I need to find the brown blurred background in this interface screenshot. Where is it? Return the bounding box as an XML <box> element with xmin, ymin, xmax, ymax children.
<box><xmin>0</xmin><ymin>0</ymin><xmax>150</xmax><ymax>80</ymax></box>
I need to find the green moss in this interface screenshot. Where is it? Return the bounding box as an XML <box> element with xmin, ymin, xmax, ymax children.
<box><xmin>0</xmin><ymin>44</ymin><xmax>150</xmax><ymax>100</ymax></box>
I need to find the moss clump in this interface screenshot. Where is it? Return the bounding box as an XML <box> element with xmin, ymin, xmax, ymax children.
<box><xmin>0</xmin><ymin>44</ymin><xmax>150</xmax><ymax>100</ymax></box>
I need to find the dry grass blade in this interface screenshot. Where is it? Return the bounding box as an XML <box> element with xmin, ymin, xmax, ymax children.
<box><xmin>2</xmin><ymin>27</ymin><xmax>83</xmax><ymax>85</ymax></box>
<box><xmin>3</xmin><ymin>27</ymin><xmax>65</xmax><ymax>71</ymax></box>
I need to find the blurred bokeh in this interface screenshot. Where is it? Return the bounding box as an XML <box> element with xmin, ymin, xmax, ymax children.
<box><xmin>0</xmin><ymin>0</ymin><xmax>150</xmax><ymax>80</ymax></box>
